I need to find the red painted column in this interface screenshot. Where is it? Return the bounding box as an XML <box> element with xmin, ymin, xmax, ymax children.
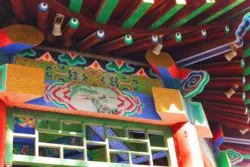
<box><xmin>172</xmin><ymin>122</ymin><xmax>204</xmax><ymax>167</ymax></box>
<box><xmin>0</xmin><ymin>100</ymin><xmax>6</xmax><ymax>167</ymax></box>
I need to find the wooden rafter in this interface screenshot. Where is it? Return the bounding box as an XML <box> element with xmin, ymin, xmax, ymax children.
<box><xmin>166</xmin><ymin>0</ymin><xmax>215</xmax><ymax>28</ymax></box>
<box><xmin>148</xmin><ymin>0</ymin><xmax>186</xmax><ymax>29</ymax></box>
<box><xmin>191</xmin><ymin>0</ymin><xmax>246</xmax><ymax>25</ymax></box>
<box><xmin>95</xmin><ymin>0</ymin><xmax>119</xmax><ymax>24</ymax></box>
<box><xmin>121</xmin><ymin>0</ymin><xmax>154</xmax><ymax>29</ymax></box>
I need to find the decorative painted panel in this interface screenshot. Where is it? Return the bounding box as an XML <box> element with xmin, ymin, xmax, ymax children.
<box><xmin>27</xmin><ymin>80</ymin><xmax>161</xmax><ymax>121</ymax></box>
<box><xmin>14</xmin><ymin>56</ymin><xmax>163</xmax><ymax>95</ymax></box>
<box><xmin>15</xmin><ymin>48</ymin><xmax>160</xmax><ymax>79</ymax></box>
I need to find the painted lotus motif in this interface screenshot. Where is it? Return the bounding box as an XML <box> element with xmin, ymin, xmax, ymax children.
<box><xmin>44</xmin><ymin>82</ymin><xmax>143</xmax><ymax>116</ymax></box>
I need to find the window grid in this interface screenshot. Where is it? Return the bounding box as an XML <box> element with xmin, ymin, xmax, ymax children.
<box><xmin>6</xmin><ymin>110</ymin><xmax>177</xmax><ymax>167</ymax></box>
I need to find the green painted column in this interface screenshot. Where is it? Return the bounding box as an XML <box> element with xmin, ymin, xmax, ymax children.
<box><xmin>96</xmin><ymin>0</ymin><xmax>119</xmax><ymax>24</ymax></box>
<box><xmin>122</xmin><ymin>0</ymin><xmax>154</xmax><ymax>29</ymax></box>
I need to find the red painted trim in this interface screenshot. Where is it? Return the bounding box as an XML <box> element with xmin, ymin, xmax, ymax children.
<box><xmin>0</xmin><ymin>100</ymin><xmax>6</xmax><ymax>167</ymax></box>
<box><xmin>172</xmin><ymin>122</ymin><xmax>204</xmax><ymax>167</ymax></box>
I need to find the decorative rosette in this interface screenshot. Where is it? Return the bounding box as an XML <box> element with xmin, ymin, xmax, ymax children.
<box><xmin>225</xmin><ymin>149</ymin><xmax>243</xmax><ymax>165</ymax></box>
<box><xmin>181</xmin><ymin>70</ymin><xmax>210</xmax><ymax>99</ymax></box>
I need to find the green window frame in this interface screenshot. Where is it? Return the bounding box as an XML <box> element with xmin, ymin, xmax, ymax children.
<box><xmin>5</xmin><ymin>108</ymin><xmax>178</xmax><ymax>167</ymax></box>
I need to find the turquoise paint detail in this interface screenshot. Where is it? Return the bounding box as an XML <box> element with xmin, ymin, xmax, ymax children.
<box><xmin>105</xmin><ymin>60</ymin><xmax>134</xmax><ymax>74</ymax></box>
<box><xmin>16</xmin><ymin>49</ymin><xmax>36</xmax><ymax>57</ymax></box>
<box><xmin>58</xmin><ymin>53</ymin><xmax>86</xmax><ymax>66</ymax></box>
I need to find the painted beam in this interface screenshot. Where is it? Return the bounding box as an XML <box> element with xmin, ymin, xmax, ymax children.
<box><xmin>114</xmin><ymin>35</ymin><xmax>159</xmax><ymax>56</ymax></box>
<box><xmin>10</xmin><ymin>0</ymin><xmax>27</xmax><ymax>22</ymax></box>
<box><xmin>68</xmin><ymin>0</ymin><xmax>83</xmax><ymax>13</ymax></box>
<box><xmin>95</xmin><ymin>0</ymin><xmax>119</xmax><ymax>24</ymax></box>
<box><xmin>122</xmin><ymin>0</ymin><xmax>154</xmax><ymax>29</ymax></box>
<box><xmin>76</xmin><ymin>30</ymin><xmax>105</xmax><ymax>52</ymax></box>
<box><xmin>170</xmin><ymin>0</ymin><xmax>215</xmax><ymax>28</ymax></box>
<box><xmin>175</xmin><ymin>34</ymin><xmax>236</xmax><ymax>67</ymax></box>
<box><xmin>200</xmin><ymin>0</ymin><xmax>245</xmax><ymax>25</ymax></box>
<box><xmin>215</xmin><ymin>1</ymin><xmax>250</xmax><ymax>22</ymax></box>
<box><xmin>149</xmin><ymin>0</ymin><xmax>186</xmax><ymax>30</ymax></box>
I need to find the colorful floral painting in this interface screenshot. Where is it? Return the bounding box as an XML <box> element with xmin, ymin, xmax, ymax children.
<box><xmin>44</xmin><ymin>82</ymin><xmax>143</xmax><ymax>116</ymax></box>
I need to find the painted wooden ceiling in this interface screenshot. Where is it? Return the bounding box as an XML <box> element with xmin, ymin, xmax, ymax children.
<box><xmin>3</xmin><ymin>0</ymin><xmax>249</xmax><ymax>63</ymax></box>
<box><xmin>2</xmin><ymin>0</ymin><xmax>250</xmax><ymax>140</ymax></box>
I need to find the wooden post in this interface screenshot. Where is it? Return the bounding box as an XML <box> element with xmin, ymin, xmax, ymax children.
<box><xmin>0</xmin><ymin>100</ymin><xmax>6</xmax><ymax>167</ymax></box>
<box><xmin>172</xmin><ymin>122</ymin><xmax>204</xmax><ymax>167</ymax></box>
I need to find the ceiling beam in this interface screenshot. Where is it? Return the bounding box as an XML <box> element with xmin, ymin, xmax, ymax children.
<box><xmin>68</xmin><ymin>0</ymin><xmax>83</xmax><ymax>13</ymax></box>
<box><xmin>169</xmin><ymin>0</ymin><xmax>215</xmax><ymax>28</ymax></box>
<box><xmin>122</xmin><ymin>0</ymin><xmax>154</xmax><ymax>29</ymax></box>
<box><xmin>94</xmin><ymin>35</ymin><xmax>133</xmax><ymax>53</ymax></box>
<box><xmin>194</xmin><ymin>90</ymin><xmax>245</xmax><ymax>106</ymax></box>
<box><xmin>213</xmin><ymin>1</ymin><xmax>250</xmax><ymax>22</ymax></box>
<box><xmin>10</xmin><ymin>0</ymin><xmax>26</xmax><ymax>22</ymax></box>
<box><xmin>95</xmin><ymin>0</ymin><xmax>119</xmax><ymax>24</ymax></box>
<box><xmin>195</xmin><ymin>59</ymin><xmax>243</xmax><ymax>77</ymax></box>
<box><xmin>149</xmin><ymin>0</ymin><xmax>186</xmax><ymax>30</ymax></box>
<box><xmin>201</xmin><ymin>101</ymin><xmax>247</xmax><ymax>115</ymax></box>
<box><xmin>200</xmin><ymin>0</ymin><xmax>245</xmax><ymax>25</ymax></box>
<box><xmin>76</xmin><ymin>30</ymin><xmax>105</xmax><ymax>52</ymax></box>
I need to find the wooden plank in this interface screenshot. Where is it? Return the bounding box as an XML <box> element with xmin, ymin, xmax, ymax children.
<box><xmin>68</xmin><ymin>0</ymin><xmax>83</xmax><ymax>13</ymax></box>
<box><xmin>200</xmin><ymin>0</ymin><xmax>245</xmax><ymax>24</ymax></box>
<box><xmin>0</xmin><ymin>64</ymin><xmax>45</xmax><ymax>105</ymax></box>
<box><xmin>122</xmin><ymin>0</ymin><xmax>154</xmax><ymax>29</ymax></box>
<box><xmin>170</xmin><ymin>0</ymin><xmax>215</xmax><ymax>28</ymax></box>
<box><xmin>95</xmin><ymin>0</ymin><xmax>119</xmax><ymax>24</ymax></box>
<box><xmin>149</xmin><ymin>0</ymin><xmax>186</xmax><ymax>29</ymax></box>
